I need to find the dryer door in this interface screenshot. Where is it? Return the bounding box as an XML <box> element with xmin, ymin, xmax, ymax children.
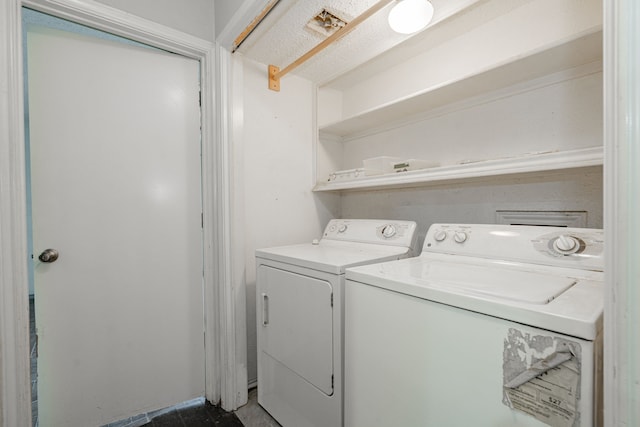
<box><xmin>258</xmin><ymin>265</ymin><xmax>334</xmax><ymax>395</ymax></box>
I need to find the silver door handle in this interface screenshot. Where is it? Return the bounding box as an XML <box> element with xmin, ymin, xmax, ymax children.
<box><xmin>38</xmin><ymin>248</ymin><xmax>59</xmax><ymax>263</ymax></box>
<box><xmin>262</xmin><ymin>293</ymin><xmax>269</xmax><ymax>326</ymax></box>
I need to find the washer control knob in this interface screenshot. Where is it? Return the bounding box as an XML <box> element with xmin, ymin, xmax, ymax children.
<box><xmin>553</xmin><ymin>235</ymin><xmax>579</xmax><ymax>254</ymax></box>
<box><xmin>338</xmin><ymin>224</ymin><xmax>348</xmax><ymax>233</ymax></box>
<box><xmin>434</xmin><ymin>230</ymin><xmax>447</xmax><ymax>242</ymax></box>
<box><xmin>454</xmin><ymin>231</ymin><xmax>468</xmax><ymax>243</ymax></box>
<box><xmin>381</xmin><ymin>225</ymin><xmax>397</xmax><ymax>238</ymax></box>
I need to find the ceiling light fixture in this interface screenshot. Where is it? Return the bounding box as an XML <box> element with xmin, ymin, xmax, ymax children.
<box><xmin>388</xmin><ymin>0</ymin><xmax>434</xmax><ymax>34</ymax></box>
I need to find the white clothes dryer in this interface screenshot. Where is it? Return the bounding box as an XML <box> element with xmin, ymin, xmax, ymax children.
<box><xmin>256</xmin><ymin>219</ymin><xmax>418</xmax><ymax>427</ymax></box>
<box><xmin>344</xmin><ymin>223</ymin><xmax>604</xmax><ymax>427</ymax></box>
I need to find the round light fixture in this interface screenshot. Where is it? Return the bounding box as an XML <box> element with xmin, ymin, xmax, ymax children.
<box><xmin>388</xmin><ymin>0</ymin><xmax>434</xmax><ymax>34</ymax></box>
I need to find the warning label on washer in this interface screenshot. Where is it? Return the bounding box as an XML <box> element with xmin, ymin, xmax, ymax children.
<box><xmin>503</xmin><ymin>329</ymin><xmax>581</xmax><ymax>427</ymax></box>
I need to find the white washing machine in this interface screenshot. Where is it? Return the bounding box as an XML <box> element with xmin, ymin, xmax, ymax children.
<box><xmin>344</xmin><ymin>223</ymin><xmax>604</xmax><ymax>427</ymax></box>
<box><xmin>255</xmin><ymin>219</ymin><xmax>418</xmax><ymax>427</ymax></box>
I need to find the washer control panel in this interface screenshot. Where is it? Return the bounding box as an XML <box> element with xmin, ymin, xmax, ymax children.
<box><xmin>532</xmin><ymin>230</ymin><xmax>603</xmax><ymax>261</ymax></box>
<box><xmin>424</xmin><ymin>224</ymin><xmax>604</xmax><ymax>271</ymax></box>
<box><xmin>323</xmin><ymin>219</ymin><xmax>418</xmax><ymax>249</ymax></box>
<box><xmin>426</xmin><ymin>225</ymin><xmax>473</xmax><ymax>246</ymax></box>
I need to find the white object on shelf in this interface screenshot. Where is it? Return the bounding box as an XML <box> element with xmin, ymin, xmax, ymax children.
<box><xmin>362</xmin><ymin>156</ymin><xmax>403</xmax><ymax>175</ymax></box>
<box><xmin>328</xmin><ymin>168</ymin><xmax>374</xmax><ymax>181</ymax></box>
<box><xmin>393</xmin><ymin>158</ymin><xmax>440</xmax><ymax>172</ymax></box>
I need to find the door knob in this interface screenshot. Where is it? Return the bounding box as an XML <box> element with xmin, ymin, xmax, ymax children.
<box><xmin>39</xmin><ymin>248</ymin><xmax>59</xmax><ymax>263</ymax></box>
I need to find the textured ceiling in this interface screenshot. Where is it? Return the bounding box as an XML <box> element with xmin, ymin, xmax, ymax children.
<box><xmin>236</xmin><ymin>0</ymin><xmax>484</xmax><ymax>85</ymax></box>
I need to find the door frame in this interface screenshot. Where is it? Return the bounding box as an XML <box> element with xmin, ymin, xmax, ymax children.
<box><xmin>0</xmin><ymin>0</ymin><xmax>245</xmax><ymax>425</ymax></box>
<box><xmin>603</xmin><ymin>0</ymin><xmax>640</xmax><ymax>425</ymax></box>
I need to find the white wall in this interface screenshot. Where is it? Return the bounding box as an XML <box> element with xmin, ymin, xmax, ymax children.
<box><xmin>238</xmin><ymin>57</ymin><xmax>340</xmax><ymax>384</ymax></box>
<box><xmin>94</xmin><ymin>0</ymin><xmax>215</xmax><ymax>41</ymax></box>
<box><xmin>341</xmin><ymin>167</ymin><xmax>603</xmax><ymax>250</ymax></box>
<box><xmin>337</xmin><ymin>71</ymin><xmax>602</xmax><ymax>173</ymax></box>
<box><xmin>604</xmin><ymin>0</ymin><xmax>640</xmax><ymax>424</ymax></box>
<box><xmin>214</xmin><ymin>0</ymin><xmax>244</xmax><ymax>38</ymax></box>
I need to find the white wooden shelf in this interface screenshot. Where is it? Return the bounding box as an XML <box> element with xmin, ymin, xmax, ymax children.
<box><xmin>313</xmin><ymin>147</ymin><xmax>603</xmax><ymax>192</ymax></box>
<box><xmin>319</xmin><ymin>31</ymin><xmax>602</xmax><ymax>138</ymax></box>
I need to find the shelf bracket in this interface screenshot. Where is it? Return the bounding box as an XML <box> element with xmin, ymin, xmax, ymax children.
<box><xmin>269</xmin><ymin>65</ymin><xmax>280</xmax><ymax>91</ymax></box>
<box><xmin>268</xmin><ymin>0</ymin><xmax>395</xmax><ymax>92</ymax></box>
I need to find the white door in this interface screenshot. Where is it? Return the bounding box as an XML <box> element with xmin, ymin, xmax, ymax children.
<box><xmin>27</xmin><ymin>26</ymin><xmax>204</xmax><ymax>426</ymax></box>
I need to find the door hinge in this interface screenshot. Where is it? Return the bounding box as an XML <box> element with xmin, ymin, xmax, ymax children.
<box><xmin>330</xmin><ymin>293</ymin><xmax>333</xmax><ymax>307</ymax></box>
<box><xmin>201</xmin><ymin>212</ymin><xmax>203</xmax><ymax>228</ymax></box>
<box><xmin>199</xmin><ymin>90</ymin><xmax>202</xmax><ymax>106</ymax></box>
<box><xmin>331</xmin><ymin>374</ymin><xmax>334</xmax><ymax>389</ymax></box>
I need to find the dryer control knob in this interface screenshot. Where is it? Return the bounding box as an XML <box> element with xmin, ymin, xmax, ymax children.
<box><xmin>454</xmin><ymin>231</ymin><xmax>468</xmax><ymax>243</ymax></box>
<box><xmin>381</xmin><ymin>225</ymin><xmax>397</xmax><ymax>238</ymax></box>
<box><xmin>553</xmin><ymin>235</ymin><xmax>579</xmax><ymax>254</ymax></box>
<box><xmin>434</xmin><ymin>230</ymin><xmax>447</xmax><ymax>242</ymax></box>
<box><xmin>338</xmin><ymin>224</ymin><xmax>348</xmax><ymax>233</ymax></box>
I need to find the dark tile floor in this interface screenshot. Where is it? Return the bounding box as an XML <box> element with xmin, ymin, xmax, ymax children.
<box><xmin>144</xmin><ymin>401</ymin><xmax>244</xmax><ymax>427</ymax></box>
<box><xmin>29</xmin><ymin>297</ymin><xmax>244</xmax><ymax>427</ymax></box>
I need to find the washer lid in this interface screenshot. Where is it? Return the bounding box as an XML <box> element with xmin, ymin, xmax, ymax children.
<box><xmin>256</xmin><ymin>240</ymin><xmax>411</xmax><ymax>274</ymax></box>
<box><xmin>415</xmin><ymin>261</ymin><xmax>576</xmax><ymax>304</ymax></box>
<box><xmin>345</xmin><ymin>254</ymin><xmax>604</xmax><ymax>340</ymax></box>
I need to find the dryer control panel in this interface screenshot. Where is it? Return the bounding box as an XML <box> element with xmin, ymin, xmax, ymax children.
<box><xmin>323</xmin><ymin>219</ymin><xmax>418</xmax><ymax>250</ymax></box>
<box><xmin>423</xmin><ymin>224</ymin><xmax>604</xmax><ymax>271</ymax></box>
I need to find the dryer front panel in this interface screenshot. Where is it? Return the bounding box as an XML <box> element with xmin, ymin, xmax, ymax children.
<box><xmin>258</xmin><ymin>265</ymin><xmax>334</xmax><ymax>395</ymax></box>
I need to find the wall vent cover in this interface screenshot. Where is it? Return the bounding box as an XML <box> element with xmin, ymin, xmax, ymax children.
<box><xmin>495</xmin><ymin>211</ymin><xmax>588</xmax><ymax>228</ymax></box>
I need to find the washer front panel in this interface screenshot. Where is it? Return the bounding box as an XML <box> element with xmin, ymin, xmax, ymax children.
<box><xmin>344</xmin><ymin>280</ymin><xmax>598</xmax><ymax>427</ymax></box>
